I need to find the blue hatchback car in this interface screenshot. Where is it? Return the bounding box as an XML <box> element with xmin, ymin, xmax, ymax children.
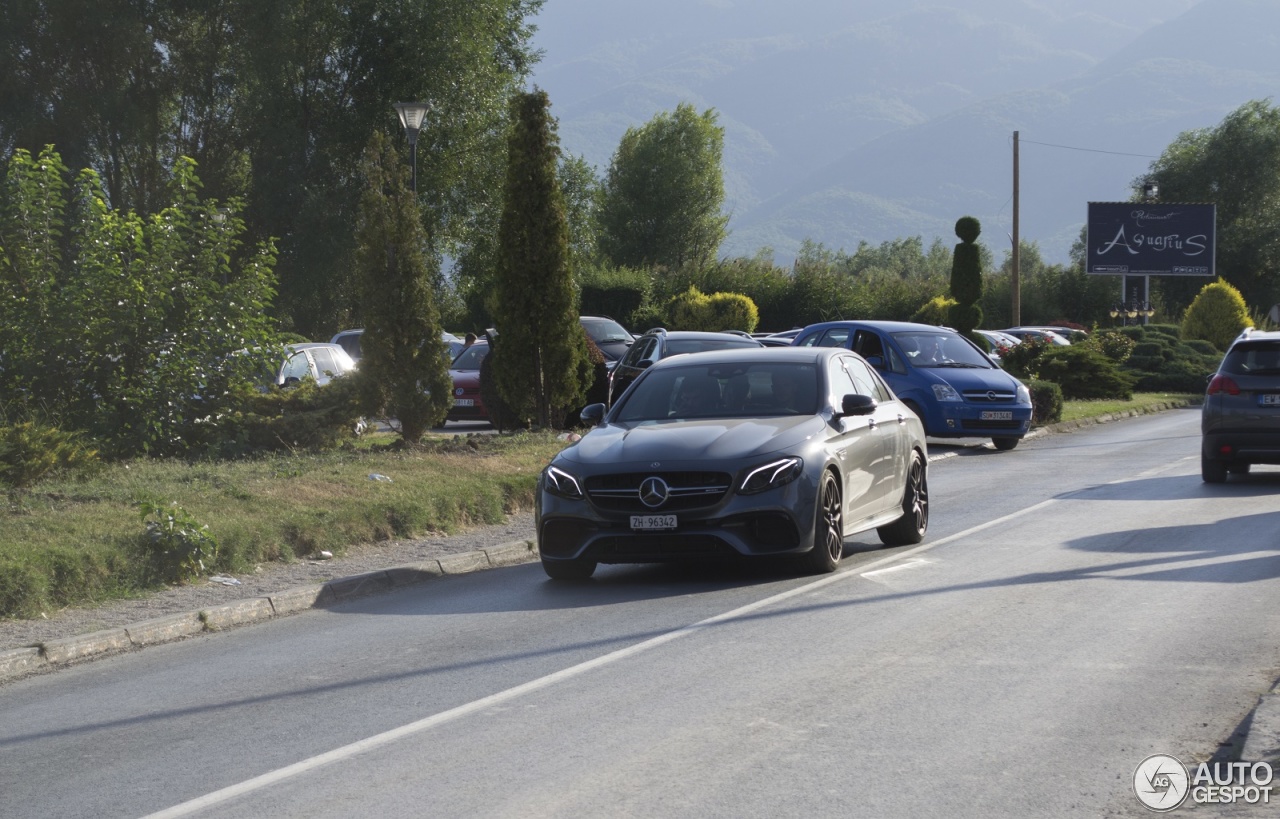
<box><xmin>793</xmin><ymin>320</ymin><xmax>1033</xmax><ymax>450</ymax></box>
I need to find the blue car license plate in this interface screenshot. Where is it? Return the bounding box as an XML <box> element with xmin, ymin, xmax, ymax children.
<box><xmin>980</xmin><ymin>410</ymin><xmax>1013</xmax><ymax>420</ymax></box>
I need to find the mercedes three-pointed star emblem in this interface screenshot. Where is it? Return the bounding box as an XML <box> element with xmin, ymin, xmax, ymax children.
<box><xmin>639</xmin><ymin>476</ymin><xmax>670</xmax><ymax>509</ymax></box>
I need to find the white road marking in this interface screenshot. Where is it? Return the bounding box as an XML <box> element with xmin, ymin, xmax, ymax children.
<box><xmin>861</xmin><ymin>558</ymin><xmax>932</xmax><ymax>577</ymax></box>
<box><xmin>143</xmin><ymin>498</ymin><xmax>1060</xmax><ymax>818</ymax></box>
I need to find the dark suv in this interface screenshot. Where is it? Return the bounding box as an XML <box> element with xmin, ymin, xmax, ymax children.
<box><xmin>1201</xmin><ymin>328</ymin><xmax>1280</xmax><ymax>482</ymax></box>
<box><xmin>607</xmin><ymin>329</ymin><xmax>764</xmax><ymax>407</ymax></box>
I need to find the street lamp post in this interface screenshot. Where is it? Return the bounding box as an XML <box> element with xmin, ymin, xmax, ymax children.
<box><xmin>393</xmin><ymin>102</ymin><xmax>431</xmax><ymax>193</ymax></box>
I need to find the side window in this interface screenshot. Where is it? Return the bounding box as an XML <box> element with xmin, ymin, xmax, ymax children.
<box><xmin>280</xmin><ymin>351</ymin><xmax>312</xmax><ymax>383</ymax></box>
<box><xmin>884</xmin><ymin>341</ymin><xmax>907</xmax><ymax>374</ymax></box>
<box><xmin>794</xmin><ymin>331</ymin><xmax>820</xmax><ymax>348</ymax></box>
<box><xmin>310</xmin><ymin>347</ymin><xmax>338</xmax><ymax>376</ymax></box>
<box><xmin>828</xmin><ymin>356</ymin><xmax>860</xmax><ymax>403</ymax></box>
<box><xmin>844</xmin><ymin>357</ymin><xmax>890</xmax><ymax>402</ymax></box>
<box><xmin>853</xmin><ymin>330</ymin><xmax>884</xmax><ymax>360</ymax></box>
<box><xmin>816</xmin><ymin>327</ymin><xmax>851</xmax><ymax>348</ymax></box>
<box><xmin>620</xmin><ymin>337</ymin><xmax>655</xmax><ymax>368</ymax></box>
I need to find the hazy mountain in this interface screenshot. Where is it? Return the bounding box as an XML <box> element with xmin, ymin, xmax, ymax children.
<box><xmin>528</xmin><ymin>0</ymin><xmax>1276</xmax><ymax>264</ymax></box>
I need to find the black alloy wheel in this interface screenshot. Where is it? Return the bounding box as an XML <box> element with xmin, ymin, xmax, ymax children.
<box><xmin>805</xmin><ymin>470</ymin><xmax>844</xmax><ymax>573</ymax></box>
<box><xmin>878</xmin><ymin>450</ymin><xmax>929</xmax><ymax>546</ymax></box>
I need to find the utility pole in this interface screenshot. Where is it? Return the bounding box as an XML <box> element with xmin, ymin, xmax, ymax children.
<box><xmin>1012</xmin><ymin>130</ymin><xmax>1021</xmax><ymax>326</ymax></box>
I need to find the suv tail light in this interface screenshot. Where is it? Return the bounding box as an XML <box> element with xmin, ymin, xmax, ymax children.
<box><xmin>1207</xmin><ymin>374</ymin><xmax>1240</xmax><ymax>396</ymax></box>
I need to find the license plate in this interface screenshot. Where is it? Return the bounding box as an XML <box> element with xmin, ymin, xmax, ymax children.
<box><xmin>1260</xmin><ymin>394</ymin><xmax>1280</xmax><ymax>406</ymax></box>
<box><xmin>631</xmin><ymin>514</ymin><xmax>677</xmax><ymax>531</ymax></box>
<box><xmin>454</xmin><ymin>398</ymin><xmax>474</xmax><ymax>407</ymax></box>
<box><xmin>980</xmin><ymin>410</ymin><xmax>1013</xmax><ymax>420</ymax></box>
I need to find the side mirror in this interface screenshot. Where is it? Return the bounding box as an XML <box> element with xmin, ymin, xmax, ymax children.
<box><xmin>637</xmin><ymin>360</ymin><xmax>653</xmax><ymax>369</ymax></box>
<box><xmin>579</xmin><ymin>403</ymin><xmax>606</xmax><ymax>425</ymax></box>
<box><xmin>864</xmin><ymin>354</ymin><xmax>885</xmax><ymax>370</ymax></box>
<box><xmin>837</xmin><ymin>393</ymin><xmax>877</xmax><ymax>418</ymax></box>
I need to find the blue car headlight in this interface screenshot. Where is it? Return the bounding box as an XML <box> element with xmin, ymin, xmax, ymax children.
<box><xmin>1017</xmin><ymin>383</ymin><xmax>1031</xmax><ymax>405</ymax></box>
<box><xmin>932</xmin><ymin>383</ymin><xmax>962</xmax><ymax>402</ymax></box>
<box><xmin>739</xmin><ymin>457</ymin><xmax>803</xmax><ymax>495</ymax></box>
<box><xmin>543</xmin><ymin>465</ymin><xmax>584</xmax><ymax>500</ymax></box>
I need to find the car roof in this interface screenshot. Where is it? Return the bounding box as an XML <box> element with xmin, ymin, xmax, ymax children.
<box><xmin>646</xmin><ymin>346</ymin><xmax>846</xmax><ymax>370</ymax></box>
<box><xmin>645</xmin><ymin>329</ymin><xmax>765</xmax><ymax>341</ymax></box>
<box><xmin>797</xmin><ymin>319</ymin><xmax>955</xmax><ymax>334</ymax></box>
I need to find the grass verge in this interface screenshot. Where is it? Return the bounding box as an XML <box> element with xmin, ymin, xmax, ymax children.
<box><xmin>1056</xmin><ymin>392</ymin><xmax>1201</xmax><ymax>424</ymax></box>
<box><xmin>0</xmin><ymin>431</ymin><xmax>568</xmax><ymax>619</ymax></box>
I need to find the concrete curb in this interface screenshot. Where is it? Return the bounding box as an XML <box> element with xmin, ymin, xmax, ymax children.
<box><xmin>0</xmin><ymin>538</ymin><xmax>537</xmax><ymax>684</ymax></box>
<box><xmin>1241</xmin><ymin>679</ymin><xmax>1280</xmax><ymax>765</ymax></box>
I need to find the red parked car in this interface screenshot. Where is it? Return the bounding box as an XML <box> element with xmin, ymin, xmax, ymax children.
<box><xmin>447</xmin><ymin>341</ymin><xmax>489</xmax><ymax>422</ymax></box>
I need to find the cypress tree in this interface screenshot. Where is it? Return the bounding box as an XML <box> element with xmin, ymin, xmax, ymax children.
<box><xmin>353</xmin><ymin>130</ymin><xmax>451</xmax><ymax>442</ymax></box>
<box><xmin>490</xmin><ymin>89</ymin><xmax>591</xmax><ymax>428</ymax></box>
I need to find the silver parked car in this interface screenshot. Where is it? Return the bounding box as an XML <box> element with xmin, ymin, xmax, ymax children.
<box><xmin>276</xmin><ymin>343</ymin><xmax>357</xmax><ymax>387</ymax></box>
<box><xmin>1201</xmin><ymin>328</ymin><xmax>1280</xmax><ymax>482</ymax></box>
<box><xmin>537</xmin><ymin>347</ymin><xmax>929</xmax><ymax>579</ymax></box>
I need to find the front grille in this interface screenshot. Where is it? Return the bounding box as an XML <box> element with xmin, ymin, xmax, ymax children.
<box><xmin>585</xmin><ymin>471</ymin><xmax>731</xmax><ymax>513</ymax></box>
<box><xmin>587</xmin><ymin>533</ymin><xmax>738</xmax><ymax>562</ymax></box>
<box><xmin>962</xmin><ymin>390</ymin><xmax>1017</xmax><ymax>403</ymax></box>
<box><xmin>962</xmin><ymin>419</ymin><xmax>1024</xmax><ymax>430</ymax></box>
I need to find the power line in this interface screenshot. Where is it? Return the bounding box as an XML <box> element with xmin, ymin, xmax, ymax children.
<box><xmin>1017</xmin><ymin>137</ymin><xmax>1157</xmax><ymax>159</ymax></box>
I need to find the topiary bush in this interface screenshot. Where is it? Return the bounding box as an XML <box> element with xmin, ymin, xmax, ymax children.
<box><xmin>1036</xmin><ymin>346</ymin><xmax>1136</xmax><ymax>400</ymax></box>
<box><xmin>1181</xmin><ymin>279</ymin><xmax>1253</xmax><ymax>351</ymax></box>
<box><xmin>1114</xmin><ymin>324</ymin><xmax>1220</xmax><ymax>393</ymax></box>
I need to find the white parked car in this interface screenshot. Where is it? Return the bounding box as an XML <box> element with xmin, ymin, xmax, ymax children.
<box><xmin>277</xmin><ymin>343</ymin><xmax>357</xmax><ymax>386</ymax></box>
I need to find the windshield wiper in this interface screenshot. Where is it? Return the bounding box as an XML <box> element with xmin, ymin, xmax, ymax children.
<box><xmin>933</xmin><ymin>362</ymin><xmax>987</xmax><ymax>368</ymax></box>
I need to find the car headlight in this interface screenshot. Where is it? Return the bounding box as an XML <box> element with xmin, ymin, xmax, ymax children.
<box><xmin>932</xmin><ymin>383</ymin><xmax>962</xmax><ymax>402</ymax></box>
<box><xmin>543</xmin><ymin>465</ymin><xmax>584</xmax><ymax>500</ymax></box>
<box><xmin>739</xmin><ymin>457</ymin><xmax>803</xmax><ymax>495</ymax></box>
<box><xmin>1016</xmin><ymin>383</ymin><xmax>1031</xmax><ymax>404</ymax></box>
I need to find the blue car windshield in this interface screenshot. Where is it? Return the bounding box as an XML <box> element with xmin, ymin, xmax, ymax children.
<box><xmin>614</xmin><ymin>362</ymin><xmax>820</xmax><ymax>421</ymax></box>
<box><xmin>893</xmin><ymin>332</ymin><xmax>993</xmax><ymax>369</ymax></box>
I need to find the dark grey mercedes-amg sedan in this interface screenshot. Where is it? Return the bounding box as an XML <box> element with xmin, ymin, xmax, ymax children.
<box><xmin>536</xmin><ymin>347</ymin><xmax>929</xmax><ymax>579</ymax></box>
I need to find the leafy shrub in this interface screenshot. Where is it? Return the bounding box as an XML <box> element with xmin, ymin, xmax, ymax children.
<box><xmin>579</xmin><ymin>264</ymin><xmax>652</xmax><ymax>327</ymax></box>
<box><xmin>200</xmin><ymin>377</ymin><xmax>365</xmax><ymax>457</ymax></box>
<box><xmin>1028</xmin><ymin>380</ymin><xmax>1063</xmax><ymax>424</ymax></box>
<box><xmin>138</xmin><ymin>501</ymin><xmax>219</xmax><ymax>584</ymax></box>
<box><xmin>998</xmin><ymin>335</ymin><xmax>1051</xmax><ymax>381</ymax></box>
<box><xmin>1037</xmin><ymin>346</ymin><xmax>1136</xmax><ymax>400</ymax></box>
<box><xmin>1182</xmin><ymin>279</ymin><xmax>1252</xmax><ymax>351</ymax></box>
<box><xmin>1115</xmin><ymin>324</ymin><xmax>1220</xmax><ymax>392</ymax></box>
<box><xmin>1079</xmin><ymin>330</ymin><xmax>1135</xmax><ymax>364</ymax></box>
<box><xmin>0</xmin><ymin>421</ymin><xmax>99</xmax><ymax>489</ymax></box>
<box><xmin>707</xmin><ymin>291</ymin><xmax>760</xmax><ymax>333</ymax></box>
<box><xmin>912</xmin><ymin>295</ymin><xmax>955</xmax><ymax>326</ymax></box>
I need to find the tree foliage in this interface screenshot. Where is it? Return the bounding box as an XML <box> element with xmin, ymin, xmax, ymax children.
<box><xmin>353</xmin><ymin>131</ymin><xmax>452</xmax><ymax>442</ymax></box>
<box><xmin>0</xmin><ymin>147</ymin><xmax>281</xmax><ymax>456</ymax></box>
<box><xmin>0</xmin><ymin>0</ymin><xmax>544</xmax><ymax>337</ymax></box>
<box><xmin>598</xmin><ymin>103</ymin><xmax>728</xmax><ymax>273</ymax></box>
<box><xmin>490</xmin><ymin>90</ymin><xmax>591</xmax><ymax>428</ymax></box>
<box><xmin>1144</xmin><ymin>99</ymin><xmax>1280</xmax><ymax>314</ymax></box>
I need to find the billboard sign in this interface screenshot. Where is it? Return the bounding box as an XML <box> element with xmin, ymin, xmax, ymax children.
<box><xmin>1086</xmin><ymin>202</ymin><xmax>1215</xmax><ymax>276</ymax></box>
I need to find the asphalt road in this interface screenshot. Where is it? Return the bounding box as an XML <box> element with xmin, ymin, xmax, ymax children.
<box><xmin>3</xmin><ymin>407</ymin><xmax>1278</xmax><ymax>818</ymax></box>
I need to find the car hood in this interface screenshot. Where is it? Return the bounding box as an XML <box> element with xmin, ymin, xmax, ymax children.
<box><xmin>562</xmin><ymin>415</ymin><xmax>823</xmax><ymax>465</ymax></box>
<box><xmin>919</xmin><ymin>365</ymin><xmax>1023</xmax><ymax>392</ymax></box>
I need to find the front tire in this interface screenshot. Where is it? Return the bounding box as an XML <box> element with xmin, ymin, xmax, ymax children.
<box><xmin>992</xmin><ymin>437</ymin><xmax>1020</xmax><ymax>451</ymax></box>
<box><xmin>804</xmin><ymin>470</ymin><xmax>844</xmax><ymax>574</ymax></box>
<box><xmin>1201</xmin><ymin>456</ymin><xmax>1228</xmax><ymax>483</ymax></box>
<box><xmin>541</xmin><ymin>556</ymin><xmax>597</xmax><ymax>580</ymax></box>
<box><xmin>878</xmin><ymin>450</ymin><xmax>929</xmax><ymax>546</ymax></box>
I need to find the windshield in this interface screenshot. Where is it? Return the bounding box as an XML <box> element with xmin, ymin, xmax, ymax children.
<box><xmin>451</xmin><ymin>343</ymin><xmax>489</xmax><ymax>370</ymax></box>
<box><xmin>581</xmin><ymin>318</ymin><xmax>633</xmax><ymax>344</ymax></box>
<box><xmin>893</xmin><ymin>331</ymin><xmax>994</xmax><ymax>369</ymax></box>
<box><xmin>614</xmin><ymin>361</ymin><xmax>820</xmax><ymax>421</ymax></box>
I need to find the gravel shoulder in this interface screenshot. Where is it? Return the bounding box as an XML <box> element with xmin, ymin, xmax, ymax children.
<box><xmin>1</xmin><ymin>511</ymin><xmax>536</xmax><ymax>652</ymax></box>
